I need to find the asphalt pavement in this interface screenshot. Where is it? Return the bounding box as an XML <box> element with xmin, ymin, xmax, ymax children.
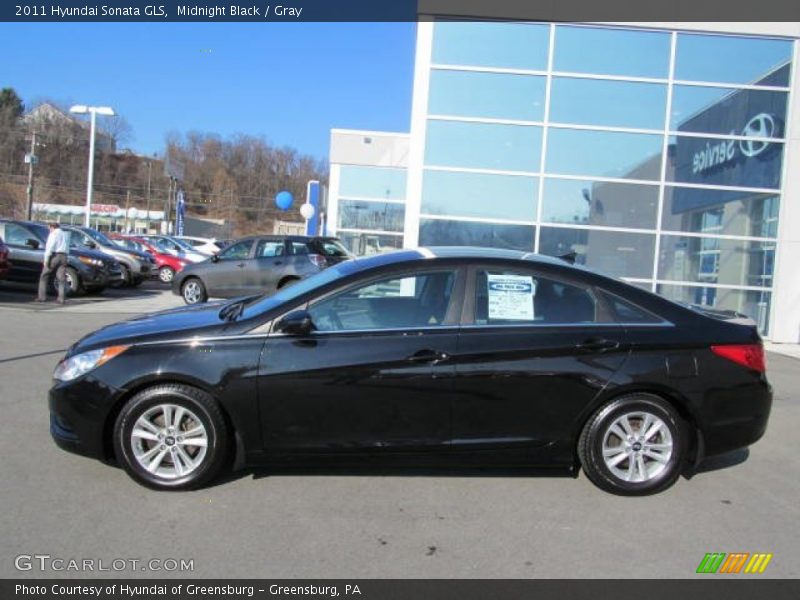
<box><xmin>0</xmin><ymin>282</ymin><xmax>798</xmax><ymax>579</ymax></box>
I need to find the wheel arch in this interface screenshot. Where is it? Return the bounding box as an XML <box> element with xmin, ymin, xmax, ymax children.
<box><xmin>102</xmin><ymin>376</ymin><xmax>244</xmax><ymax>469</ymax></box>
<box><xmin>277</xmin><ymin>275</ymin><xmax>300</xmax><ymax>288</ymax></box>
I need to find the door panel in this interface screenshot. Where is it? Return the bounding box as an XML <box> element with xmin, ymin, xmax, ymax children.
<box><xmin>204</xmin><ymin>239</ymin><xmax>254</xmax><ymax>296</ymax></box>
<box><xmin>1</xmin><ymin>223</ymin><xmax>44</xmax><ymax>282</ymax></box>
<box><xmin>258</xmin><ymin>329</ymin><xmax>459</xmax><ymax>452</ymax></box>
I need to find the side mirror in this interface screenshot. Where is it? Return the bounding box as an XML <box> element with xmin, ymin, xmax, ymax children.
<box><xmin>86</xmin><ymin>240</ymin><xmax>97</xmax><ymax>249</ymax></box>
<box><xmin>211</xmin><ymin>254</ymin><xmax>220</xmax><ymax>263</ymax></box>
<box><xmin>275</xmin><ymin>310</ymin><xmax>315</xmax><ymax>336</ymax></box>
<box><xmin>25</xmin><ymin>238</ymin><xmax>40</xmax><ymax>249</ymax></box>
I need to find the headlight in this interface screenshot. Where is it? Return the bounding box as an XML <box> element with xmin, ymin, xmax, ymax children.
<box><xmin>78</xmin><ymin>256</ymin><xmax>104</xmax><ymax>267</ymax></box>
<box><xmin>53</xmin><ymin>345</ymin><xmax>129</xmax><ymax>382</ymax></box>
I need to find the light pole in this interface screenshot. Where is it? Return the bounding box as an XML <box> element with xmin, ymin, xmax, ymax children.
<box><xmin>69</xmin><ymin>104</ymin><xmax>115</xmax><ymax>227</ymax></box>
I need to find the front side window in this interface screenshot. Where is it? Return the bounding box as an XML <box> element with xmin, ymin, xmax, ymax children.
<box><xmin>308</xmin><ymin>270</ymin><xmax>457</xmax><ymax>332</ymax></box>
<box><xmin>475</xmin><ymin>270</ymin><xmax>598</xmax><ymax>325</ymax></box>
<box><xmin>219</xmin><ymin>240</ymin><xmax>253</xmax><ymax>260</ymax></box>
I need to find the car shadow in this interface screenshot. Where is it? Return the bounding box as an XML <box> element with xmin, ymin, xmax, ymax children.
<box><xmin>0</xmin><ymin>280</ymin><xmax>166</xmax><ymax>306</ymax></box>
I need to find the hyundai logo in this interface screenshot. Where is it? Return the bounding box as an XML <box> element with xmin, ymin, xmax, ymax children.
<box><xmin>739</xmin><ymin>113</ymin><xmax>776</xmax><ymax>158</ymax></box>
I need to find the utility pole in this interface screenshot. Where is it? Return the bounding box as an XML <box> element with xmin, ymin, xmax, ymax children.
<box><xmin>25</xmin><ymin>131</ymin><xmax>37</xmax><ymax>220</ymax></box>
<box><xmin>124</xmin><ymin>189</ymin><xmax>131</xmax><ymax>232</ymax></box>
<box><xmin>145</xmin><ymin>160</ymin><xmax>152</xmax><ymax>233</ymax></box>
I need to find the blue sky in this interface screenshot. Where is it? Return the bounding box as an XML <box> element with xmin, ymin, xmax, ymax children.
<box><xmin>0</xmin><ymin>22</ymin><xmax>416</xmax><ymax>161</ymax></box>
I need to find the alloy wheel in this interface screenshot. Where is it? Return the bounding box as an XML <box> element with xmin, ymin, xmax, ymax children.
<box><xmin>183</xmin><ymin>280</ymin><xmax>202</xmax><ymax>304</ymax></box>
<box><xmin>601</xmin><ymin>411</ymin><xmax>674</xmax><ymax>483</ymax></box>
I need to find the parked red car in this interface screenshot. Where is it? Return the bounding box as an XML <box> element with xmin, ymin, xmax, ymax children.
<box><xmin>0</xmin><ymin>235</ymin><xmax>9</xmax><ymax>280</ymax></box>
<box><xmin>109</xmin><ymin>234</ymin><xmax>188</xmax><ymax>284</ymax></box>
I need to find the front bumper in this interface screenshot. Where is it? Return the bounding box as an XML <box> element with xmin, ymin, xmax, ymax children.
<box><xmin>49</xmin><ymin>377</ymin><xmax>124</xmax><ymax>461</ymax></box>
<box><xmin>75</xmin><ymin>263</ymin><xmax>111</xmax><ymax>288</ymax></box>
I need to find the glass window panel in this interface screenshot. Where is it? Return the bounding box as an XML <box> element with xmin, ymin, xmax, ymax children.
<box><xmin>218</xmin><ymin>240</ymin><xmax>253</xmax><ymax>260</ymax></box>
<box><xmin>339</xmin><ymin>166</ymin><xmax>407</xmax><ymax>200</ymax></box>
<box><xmin>425</xmin><ymin>120</ymin><xmax>542</xmax><ymax>171</ymax></box>
<box><xmin>419</xmin><ymin>219</ymin><xmax>534</xmax><ymax>252</ymax></box>
<box><xmin>432</xmin><ymin>21</ymin><xmax>549</xmax><ymax>71</ymax></box>
<box><xmin>428</xmin><ymin>69</ymin><xmax>546</xmax><ymax>121</ymax></box>
<box><xmin>671</xmin><ymin>85</ymin><xmax>787</xmax><ymax>136</ymax></box>
<box><xmin>550</xmin><ymin>78</ymin><xmax>667</xmax><ymax>130</ymax></box>
<box><xmin>541</xmin><ymin>178</ymin><xmax>658</xmax><ymax>229</ymax></box>
<box><xmin>546</xmin><ymin>129</ymin><xmax>663</xmax><ymax>180</ymax></box>
<box><xmin>658</xmin><ymin>235</ymin><xmax>775</xmax><ymax>287</ymax></box>
<box><xmin>338</xmin><ymin>200</ymin><xmax>405</xmax><ymax>233</ymax></box>
<box><xmin>337</xmin><ymin>232</ymin><xmax>403</xmax><ymax>256</ymax></box>
<box><xmin>675</xmin><ymin>33</ymin><xmax>792</xmax><ymax>86</ymax></box>
<box><xmin>657</xmin><ymin>284</ymin><xmax>771</xmax><ymax>335</ymax></box>
<box><xmin>658</xmin><ymin>234</ymin><xmax>775</xmax><ymax>288</ymax></box>
<box><xmin>422</xmin><ymin>170</ymin><xmax>538</xmax><ymax>221</ymax></box>
<box><xmin>539</xmin><ymin>227</ymin><xmax>656</xmax><ymax>279</ymax></box>
<box><xmin>308</xmin><ymin>271</ymin><xmax>457</xmax><ymax>332</ymax></box>
<box><xmin>668</xmin><ymin>135</ymin><xmax>783</xmax><ymax>189</ymax></box>
<box><xmin>256</xmin><ymin>240</ymin><xmax>285</xmax><ymax>257</ymax></box>
<box><xmin>661</xmin><ymin>187</ymin><xmax>780</xmax><ymax>238</ymax></box>
<box><xmin>475</xmin><ymin>269</ymin><xmax>599</xmax><ymax>325</ymax></box>
<box><xmin>553</xmin><ymin>25</ymin><xmax>670</xmax><ymax>78</ymax></box>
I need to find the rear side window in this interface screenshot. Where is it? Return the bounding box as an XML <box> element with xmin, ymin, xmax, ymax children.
<box><xmin>289</xmin><ymin>242</ymin><xmax>310</xmax><ymax>255</ymax></box>
<box><xmin>256</xmin><ymin>240</ymin><xmax>285</xmax><ymax>257</ymax></box>
<box><xmin>475</xmin><ymin>269</ymin><xmax>599</xmax><ymax>325</ymax></box>
<box><xmin>600</xmin><ymin>291</ymin><xmax>664</xmax><ymax>324</ymax></box>
<box><xmin>316</xmin><ymin>240</ymin><xmax>351</xmax><ymax>257</ymax></box>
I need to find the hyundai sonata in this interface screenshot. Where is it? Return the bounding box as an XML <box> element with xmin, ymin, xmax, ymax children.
<box><xmin>49</xmin><ymin>248</ymin><xmax>771</xmax><ymax>495</ymax></box>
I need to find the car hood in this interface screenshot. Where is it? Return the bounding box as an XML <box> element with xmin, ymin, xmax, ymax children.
<box><xmin>71</xmin><ymin>246</ymin><xmax>116</xmax><ymax>262</ymax></box>
<box><xmin>69</xmin><ymin>300</ymin><xmax>229</xmax><ymax>355</ymax></box>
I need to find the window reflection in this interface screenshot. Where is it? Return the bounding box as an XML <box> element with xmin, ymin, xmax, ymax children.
<box><xmin>419</xmin><ymin>218</ymin><xmax>534</xmax><ymax>252</ymax></box>
<box><xmin>429</xmin><ymin>70</ymin><xmax>546</xmax><ymax>121</ymax></box>
<box><xmin>549</xmin><ymin>77</ymin><xmax>667</xmax><ymax>130</ymax></box>
<box><xmin>667</xmin><ymin>135</ymin><xmax>783</xmax><ymax>189</ymax></box>
<box><xmin>338</xmin><ymin>200</ymin><xmax>405</xmax><ymax>233</ymax></box>
<box><xmin>661</xmin><ymin>187</ymin><xmax>780</xmax><ymax>238</ymax></box>
<box><xmin>675</xmin><ymin>33</ymin><xmax>792</xmax><ymax>86</ymax></box>
<box><xmin>337</xmin><ymin>232</ymin><xmax>403</xmax><ymax>256</ymax></box>
<box><xmin>546</xmin><ymin>129</ymin><xmax>662</xmax><ymax>180</ymax></box>
<box><xmin>422</xmin><ymin>170</ymin><xmax>538</xmax><ymax>221</ymax></box>
<box><xmin>432</xmin><ymin>21</ymin><xmax>549</xmax><ymax>70</ymax></box>
<box><xmin>553</xmin><ymin>25</ymin><xmax>670</xmax><ymax>78</ymax></box>
<box><xmin>671</xmin><ymin>85</ymin><xmax>788</xmax><ymax>136</ymax></box>
<box><xmin>658</xmin><ymin>234</ymin><xmax>775</xmax><ymax>287</ymax></box>
<box><xmin>657</xmin><ymin>284</ymin><xmax>771</xmax><ymax>334</ymax></box>
<box><xmin>425</xmin><ymin>120</ymin><xmax>542</xmax><ymax>171</ymax></box>
<box><xmin>541</xmin><ymin>178</ymin><xmax>658</xmax><ymax>229</ymax></box>
<box><xmin>339</xmin><ymin>166</ymin><xmax>407</xmax><ymax>200</ymax></box>
<box><xmin>539</xmin><ymin>227</ymin><xmax>655</xmax><ymax>279</ymax></box>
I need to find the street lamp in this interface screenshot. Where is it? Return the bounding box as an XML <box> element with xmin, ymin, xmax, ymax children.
<box><xmin>69</xmin><ymin>104</ymin><xmax>115</xmax><ymax>227</ymax></box>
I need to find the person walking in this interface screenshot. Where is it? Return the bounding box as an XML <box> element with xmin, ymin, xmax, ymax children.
<box><xmin>36</xmin><ymin>222</ymin><xmax>70</xmax><ymax>304</ymax></box>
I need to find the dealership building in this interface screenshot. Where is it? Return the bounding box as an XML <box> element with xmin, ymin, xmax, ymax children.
<box><xmin>328</xmin><ymin>18</ymin><xmax>800</xmax><ymax>342</ymax></box>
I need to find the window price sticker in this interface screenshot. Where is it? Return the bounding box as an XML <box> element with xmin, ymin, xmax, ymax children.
<box><xmin>487</xmin><ymin>274</ymin><xmax>536</xmax><ymax>321</ymax></box>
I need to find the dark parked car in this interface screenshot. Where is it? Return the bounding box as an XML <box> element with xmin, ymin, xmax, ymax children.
<box><xmin>50</xmin><ymin>247</ymin><xmax>771</xmax><ymax>494</ymax></box>
<box><xmin>0</xmin><ymin>220</ymin><xmax>123</xmax><ymax>295</ymax></box>
<box><xmin>172</xmin><ymin>235</ymin><xmax>353</xmax><ymax>305</ymax></box>
<box><xmin>0</xmin><ymin>235</ymin><xmax>9</xmax><ymax>280</ymax></box>
<box><xmin>62</xmin><ymin>225</ymin><xmax>155</xmax><ymax>286</ymax></box>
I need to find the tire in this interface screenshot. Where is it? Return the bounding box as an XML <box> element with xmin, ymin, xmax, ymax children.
<box><xmin>181</xmin><ymin>277</ymin><xmax>207</xmax><ymax>305</ymax></box>
<box><xmin>578</xmin><ymin>393</ymin><xmax>687</xmax><ymax>496</ymax></box>
<box><xmin>119</xmin><ymin>264</ymin><xmax>132</xmax><ymax>287</ymax></box>
<box><xmin>277</xmin><ymin>276</ymin><xmax>299</xmax><ymax>289</ymax></box>
<box><xmin>158</xmin><ymin>266</ymin><xmax>175</xmax><ymax>284</ymax></box>
<box><xmin>52</xmin><ymin>266</ymin><xmax>82</xmax><ymax>296</ymax></box>
<box><xmin>113</xmin><ymin>384</ymin><xmax>230</xmax><ymax>491</ymax></box>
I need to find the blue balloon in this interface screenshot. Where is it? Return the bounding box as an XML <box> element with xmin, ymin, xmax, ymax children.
<box><xmin>275</xmin><ymin>191</ymin><xmax>294</xmax><ymax>211</ymax></box>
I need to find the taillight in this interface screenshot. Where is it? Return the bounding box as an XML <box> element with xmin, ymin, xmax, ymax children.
<box><xmin>711</xmin><ymin>343</ymin><xmax>766</xmax><ymax>373</ymax></box>
<box><xmin>308</xmin><ymin>254</ymin><xmax>327</xmax><ymax>269</ymax></box>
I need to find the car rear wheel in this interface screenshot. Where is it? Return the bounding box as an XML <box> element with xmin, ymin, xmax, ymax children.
<box><xmin>113</xmin><ymin>384</ymin><xmax>229</xmax><ymax>490</ymax></box>
<box><xmin>158</xmin><ymin>266</ymin><xmax>175</xmax><ymax>283</ymax></box>
<box><xmin>182</xmin><ymin>277</ymin><xmax>207</xmax><ymax>304</ymax></box>
<box><xmin>578</xmin><ymin>394</ymin><xmax>686</xmax><ymax>496</ymax></box>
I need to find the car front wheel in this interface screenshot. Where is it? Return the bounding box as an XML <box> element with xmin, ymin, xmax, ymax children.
<box><xmin>158</xmin><ymin>266</ymin><xmax>175</xmax><ymax>283</ymax></box>
<box><xmin>578</xmin><ymin>394</ymin><xmax>686</xmax><ymax>496</ymax></box>
<box><xmin>181</xmin><ymin>277</ymin><xmax>207</xmax><ymax>304</ymax></box>
<box><xmin>113</xmin><ymin>384</ymin><xmax>229</xmax><ymax>490</ymax></box>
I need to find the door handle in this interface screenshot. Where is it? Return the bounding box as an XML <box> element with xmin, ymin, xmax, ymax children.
<box><xmin>576</xmin><ymin>337</ymin><xmax>620</xmax><ymax>352</ymax></box>
<box><xmin>406</xmin><ymin>349</ymin><xmax>451</xmax><ymax>364</ymax></box>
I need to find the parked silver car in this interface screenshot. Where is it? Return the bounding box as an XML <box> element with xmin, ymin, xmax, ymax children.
<box><xmin>172</xmin><ymin>235</ymin><xmax>352</xmax><ymax>304</ymax></box>
<box><xmin>62</xmin><ymin>226</ymin><xmax>156</xmax><ymax>286</ymax></box>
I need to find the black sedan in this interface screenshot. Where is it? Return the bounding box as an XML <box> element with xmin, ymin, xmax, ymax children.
<box><xmin>49</xmin><ymin>247</ymin><xmax>771</xmax><ymax>495</ymax></box>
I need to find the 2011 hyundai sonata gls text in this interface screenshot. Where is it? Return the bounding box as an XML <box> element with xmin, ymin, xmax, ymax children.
<box><xmin>49</xmin><ymin>248</ymin><xmax>772</xmax><ymax>495</ymax></box>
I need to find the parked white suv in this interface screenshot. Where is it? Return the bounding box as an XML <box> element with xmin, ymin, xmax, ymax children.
<box><xmin>175</xmin><ymin>236</ymin><xmax>222</xmax><ymax>255</ymax></box>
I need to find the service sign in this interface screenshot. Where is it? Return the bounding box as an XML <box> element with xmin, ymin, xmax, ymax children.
<box><xmin>487</xmin><ymin>274</ymin><xmax>536</xmax><ymax>321</ymax></box>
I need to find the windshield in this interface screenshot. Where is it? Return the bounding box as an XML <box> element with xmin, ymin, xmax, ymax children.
<box><xmin>83</xmin><ymin>228</ymin><xmax>114</xmax><ymax>247</ymax></box>
<box><xmin>241</xmin><ymin>264</ymin><xmax>347</xmax><ymax>321</ymax></box>
<box><xmin>171</xmin><ymin>237</ymin><xmax>198</xmax><ymax>252</ymax></box>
